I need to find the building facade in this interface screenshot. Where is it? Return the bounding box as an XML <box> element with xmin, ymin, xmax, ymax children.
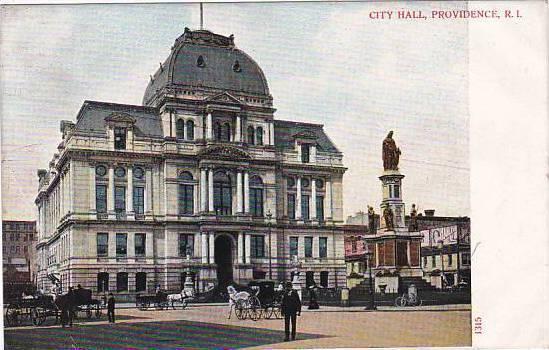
<box><xmin>2</xmin><ymin>221</ymin><xmax>37</xmax><ymax>295</ymax></box>
<box><xmin>35</xmin><ymin>29</ymin><xmax>347</xmax><ymax>299</ymax></box>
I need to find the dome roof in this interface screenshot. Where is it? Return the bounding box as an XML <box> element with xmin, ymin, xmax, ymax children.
<box><xmin>143</xmin><ymin>29</ymin><xmax>270</xmax><ymax>105</ymax></box>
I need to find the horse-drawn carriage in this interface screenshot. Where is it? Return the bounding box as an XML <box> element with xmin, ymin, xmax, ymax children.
<box><xmin>136</xmin><ymin>289</ymin><xmax>194</xmax><ymax>310</ymax></box>
<box><xmin>4</xmin><ymin>294</ymin><xmax>58</xmax><ymax>327</ymax></box>
<box><xmin>229</xmin><ymin>280</ymin><xmax>283</xmax><ymax>321</ymax></box>
<box><xmin>68</xmin><ymin>287</ymin><xmax>103</xmax><ymax>319</ymax></box>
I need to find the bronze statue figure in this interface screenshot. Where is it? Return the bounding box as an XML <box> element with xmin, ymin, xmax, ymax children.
<box><xmin>409</xmin><ymin>204</ymin><xmax>418</xmax><ymax>231</ymax></box>
<box><xmin>383</xmin><ymin>206</ymin><xmax>394</xmax><ymax>231</ymax></box>
<box><xmin>367</xmin><ymin>206</ymin><xmax>376</xmax><ymax>234</ymax></box>
<box><xmin>382</xmin><ymin>131</ymin><xmax>401</xmax><ymax>171</ymax></box>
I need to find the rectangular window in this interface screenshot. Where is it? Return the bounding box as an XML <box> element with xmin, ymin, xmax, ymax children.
<box><xmin>96</xmin><ymin>184</ymin><xmax>108</xmax><ymax>213</ymax></box>
<box><xmin>96</xmin><ymin>233</ymin><xmax>108</xmax><ymax>257</ymax></box>
<box><xmin>462</xmin><ymin>252</ymin><xmax>471</xmax><ymax>265</ymax></box>
<box><xmin>133</xmin><ymin>187</ymin><xmax>145</xmax><ymax>214</ymax></box>
<box><xmin>178</xmin><ymin>184</ymin><xmax>194</xmax><ymax>215</ymax></box>
<box><xmin>136</xmin><ymin>272</ymin><xmax>147</xmax><ymax>292</ymax></box>
<box><xmin>290</xmin><ymin>237</ymin><xmax>298</xmax><ymax>257</ymax></box>
<box><xmin>316</xmin><ymin>196</ymin><xmax>324</xmax><ymax>221</ymax></box>
<box><xmin>448</xmin><ymin>254</ymin><xmax>453</xmax><ymax>266</ymax></box>
<box><xmin>116</xmin><ymin>233</ymin><xmax>127</xmax><ymax>257</ymax></box>
<box><xmin>114</xmin><ymin>127</ymin><xmax>126</xmax><ymax>150</ymax></box>
<box><xmin>319</xmin><ymin>237</ymin><xmax>328</xmax><ymax>258</ymax></box>
<box><xmin>288</xmin><ymin>194</ymin><xmax>296</xmax><ymax>220</ymax></box>
<box><xmin>116</xmin><ymin>272</ymin><xmax>128</xmax><ymax>292</ymax></box>
<box><xmin>304</xmin><ymin>236</ymin><xmax>313</xmax><ymax>258</ymax></box>
<box><xmin>179</xmin><ymin>234</ymin><xmax>194</xmax><ymax>257</ymax></box>
<box><xmin>251</xmin><ymin>235</ymin><xmax>265</xmax><ymax>258</ymax></box>
<box><xmin>394</xmin><ymin>185</ymin><xmax>400</xmax><ymax>198</ymax></box>
<box><xmin>320</xmin><ymin>271</ymin><xmax>329</xmax><ymax>288</ymax></box>
<box><xmin>302</xmin><ymin>195</ymin><xmax>310</xmax><ymax>220</ymax></box>
<box><xmin>114</xmin><ymin>186</ymin><xmax>126</xmax><ymax>212</ymax></box>
<box><xmin>135</xmin><ymin>233</ymin><xmax>146</xmax><ymax>256</ymax></box>
<box><xmin>250</xmin><ymin>188</ymin><xmax>264</xmax><ymax>217</ymax></box>
<box><xmin>305</xmin><ymin>271</ymin><xmax>315</xmax><ymax>288</ymax></box>
<box><xmin>301</xmin><ymin>144</ymin><xmax>310</xmax><ymax>163</ymax></box>
<box><xmin>431</xmin><ymin>255</ymin><xmax>436</xmax><ymax>268</ymax></box>
<box><xmin>423</xmin><ymin>256</ymin><xmax>427</xmax><ymax>267</ymax></box>
<box><xmin>351</xmin><ymin>240</ymin><xmax>357</xmax><ymax>253</ymax></box>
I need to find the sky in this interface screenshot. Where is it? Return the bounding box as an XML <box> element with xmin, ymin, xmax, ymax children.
<box><xmin>0</xmin><ymin>2</ymin><xmax>469</xmax><ymax>220</ymax></box>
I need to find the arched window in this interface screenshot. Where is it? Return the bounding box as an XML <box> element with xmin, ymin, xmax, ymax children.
<box><xmin>186</xmin><ymin>120</ymin><xmax>194</xmax><ymax>140</ymax></box>
<box><xmin>214</xmin><ymin>122</ymin><xmax>222</xmax><ymax>141</ymax></box>
<box><xmin>249</xmin><ymin>175</ymin><xmax>264</xmax><ymax>217</ymax></box>
<box><xmin>197</xmin><ymin>55</ymin><xmax>205</xmax><ymax>68</ymax></box>
<box><xmin>247</xmin><ymin>126</ymin><xmax>255</xmax><ymax>145</ymax></box>
<box><xmin>136</xmin><ymin>272</ymin><xmax>147</xmax><ymax>292</ymax></box>
<box><xmin>117</xmin><ymin>272</ymin><xmax>128</xmax><ymax>292</ymax></box>
<box><xmin>176</xmin><ymin>119</ymin><xmax>185</xmax><ymax>139</ymax></box>
<box><xmin>222</xmin><ymin>123</ymin><xmax>231</xmax><ymax>142</ymax></box>
<box><xmin>97</xmin><ymin>272</ymin><xmax>109</xmax><ymax>292</ymax></box>
<box><xmin>213</xmin><ymin>171</ymin><xmax>232</xmax><ymax>216</ymax></box>
<box><xmin>178</xmin><ymin>171</ymin><xmax>194</xmax><ymax>215</ymax></box>
<box><xmin>256</xmin><ymin>127</ymin><xmax>263</xmax><ymax>145</ymax></box>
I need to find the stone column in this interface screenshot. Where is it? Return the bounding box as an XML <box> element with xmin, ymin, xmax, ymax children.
<box><xmin>236</xmin><ymin>171</ymin><xmax>243</xmax><ymax>213</ymax></box>
<box><xmin>325</xmin><ymin>179</ymin><xmax>332</xmax><ymax>220</ymax></box>
<box><xmin>145</xmin><ymin>167</ymin><xmax>152</xmax><ymax>215</ymax></box>
<box><xmin>68</xmin><ymin>164</ymin><xmax>74</xmax><ymax>213</ymax></box>
<box><xmin>60</xmin><ymin>174</ymin><xmax>65</xmax><ymax>217</ymax></box>
<box><xmin>235</xmin><ymin>115</ymin><xmax>241</xmax><ymax>142</ymax></box>
<box><xmin>206</xmin><ymin>113</ymin><xmax>213</xmax><ymax>140</ymax></box>
<box><xmin>170</xmin><ymin>111</ymin><xmax>176</xmax><ymax>138</ymax></box>
<box><xmin>245</xmin><ymin>233</ymin><xmax>251</xmax><ymax>263</ymax></box>
<box><xmin>243</xmin><ymin>172</ymin><xmax>250</xmax><ymax>214</ymax></box>
<box><xmin>237</xmin><ymin>232</ymin><xmax>244</xmax><ymax>264</ymax></box>
<box><xmin>200</xmin><ymin>168</ymin><xmax>207</xmax><ymax>212</ymax></box>
<box><xmin>269</xmin><ymin>122</ymin><xmax>275</xmax><ymax>146</ymax></box>
<box><xmin>375</xmin><ymin>243</ymin><xmax>379</xmax><ymax>267</ymax></box>
<box><xmin>126</xmin><ymin>166</ymin><xmax>133</xmax><ymax>214</ymax></box>
<box><xmin>310</xmin><ymin>145</ymin><xmax>317</xmax><ymax>164</ymax></box>
<box><xmin>107</xmin><ymin>165</ymin><xmax>115</xmax><ymax>214</ymax></box>
<box><xmin>89</xmin><ymin>165</ymin><xmax>96</xmax><ymax>214</ymax></box>
<box><xmin>296</xmin><ymin>176</ymin><xmax>302</xmax><ymax>220</ymax></box>
<box><xmin>208</xmin><ymin>168</ymin><xmax>214</xmax><ymax>213</ymax></box>
<box><xmin>311</xmin><ymin>178</ymin><xmax>317</xmax><ymax>221</ymax></box>
<box><xmin>208</xmin><ymin>232</ymin><xmax>215</xmax><ymax>264</ymax></box>
<box><xmin>407</xmin><ymin>241</ymin><xmax>411</xmax><ymax>266</ymax></box>
<box><xmin>201</xmin><ymin>232</ymin><xmax>208</xmax><ymax>264</ymax></box>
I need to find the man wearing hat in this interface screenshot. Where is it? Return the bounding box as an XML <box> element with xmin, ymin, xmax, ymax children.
<box><xmin>281</xmin><ymin>281</ymin><xmax>302</xmax><ymax>341</ymax></box>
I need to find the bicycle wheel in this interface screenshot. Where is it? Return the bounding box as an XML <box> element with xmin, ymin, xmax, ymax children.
<box><xmin>394</xmin><ymin>296</ymin><xmax>406</xmax><ymax>307</ymax></box>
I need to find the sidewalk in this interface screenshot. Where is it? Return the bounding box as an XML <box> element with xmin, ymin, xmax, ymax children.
<box><xmin>115</xmin><ymin>302</ymin><xmax>470</xmax><ymax>312</ymax></box>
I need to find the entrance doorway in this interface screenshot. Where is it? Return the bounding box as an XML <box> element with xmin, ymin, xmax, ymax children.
<box><xmin>215</xmin><ymin>235</ymin><xmax>233</xmax><ymax>287</ymax></box>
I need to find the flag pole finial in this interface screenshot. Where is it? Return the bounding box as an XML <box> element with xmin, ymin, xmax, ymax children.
<box><xmin>200</xmin><ymin>3</ymin><xmax>204</xmax><ymax>30</ymax></box>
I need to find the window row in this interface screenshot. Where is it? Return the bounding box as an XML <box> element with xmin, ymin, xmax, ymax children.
<box><xmin>289</xmin><ymin>236</ymin><xmax>328</xmax><ymax>258</ymax></box>
<box><xmin>96</xmin><ymin>233</ymin><xmax>146</xmax><ymax>257</ymax></box>
<box><xmin>287</xmin><ymin>177</ymin><xmax>325</xmax><ymax>190</ymax></box>
<box><xmin>2</xmin><ymin>245</ymin><xmax>30</xmax><ymax>254</ymax></box>
<box><xmin>423</xmin><ymin>252</ymin><xmax>470</xmax><ymax>268</ymax></box>
<box><xmin>2</xmin><ymin>233</ymin><xmax>35</xmax><ymax>242</ymax></box>
<box><xmin>97</xmin><ymin>272</ymin><xmax>147</xmax><ymax>293</ymax></box>
<box><xmin>96</xmin><ymin>185</ymin><xmax>145</xmax><ymax>214</ymax></box>
<box><xmin>287</xmin><ymin>194</ymin><xmax>325</xmax><ymax>221</ymax></box>
<box><xmin>304</xmin><ymin>271</ymin><xmax>330</xmax><ymax>288</ymax></box>
<box><xmin>247</xmin><ymin>125</ymin><xmax>264</xmax><ymax>145</ymax></box>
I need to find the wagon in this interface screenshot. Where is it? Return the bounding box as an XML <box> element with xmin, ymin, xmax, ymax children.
<box><xmin>136</xmin><ymin>290</ymin><xmax>169</xmax><ymax>310</ymax></box>
<box><xmin>72</xmin><ymin>288</ymin><xmax>103</xmax><ymax>319</ymax></box>
<box><xmin>233</xmin><ymin>280</ymin><xmax>283</xmax><ymax>321</ymax></box>
<box><xmin>4</xmin><ymin>294</ymin><xmax>58</xmax><ymax>327</ymax></box>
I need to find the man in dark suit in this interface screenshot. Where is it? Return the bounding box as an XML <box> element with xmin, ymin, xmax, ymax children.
<box><xmin>281</xmin><ymin>281</ymin><xmax>301</xmax><ymax>341</ymax></box>
<box><xmin>107</xmin><ymin>293</ymin><xmax>116</xmax><ymax>323</ymax></box>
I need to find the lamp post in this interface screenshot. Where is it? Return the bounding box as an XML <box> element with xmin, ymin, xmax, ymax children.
<box><xmin>437</xmin><ymin>240</ymin><xmax>445</xmax><ymax>289</ymax></box>
<box><xmin>267</xmin><ymin>209</ymin><xmax>273</xmax><ymax>280</ymax></box>
<box><xmin>364</xmin><ymin>241</ymin><xmax>376</xmax><ymax>310</ymax></box>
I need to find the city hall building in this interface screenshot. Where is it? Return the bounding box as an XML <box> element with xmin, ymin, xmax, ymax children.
<box><xmin>35</xmin><ymin>29</ymin><xmax>347</xmax><ymax>298</ymax></box>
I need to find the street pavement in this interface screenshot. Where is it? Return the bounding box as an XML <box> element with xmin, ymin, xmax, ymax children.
<box><xmin>3</xmin><ymin>304</ymin><xmax>471</xmax><ymax>349</ymax></box>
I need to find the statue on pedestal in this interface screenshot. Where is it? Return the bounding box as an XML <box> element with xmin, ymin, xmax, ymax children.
<box><xmin>409</xmin><ymin>204</ymin><xmax>418</xmax><ymax>231</ymax></box>
<box><xmin>368</xmin><ymin>206</ymin><xmax>376</xmax><ymax>234</ymax></box>
<box><xmin>382</xmin><ymin>131</ymin><xmax>401</xmax><ymax>171</ymax></box>
<box><xmin>383</xmin><ymin>206</ymin><xmax>394</xmax><ymax>231</ymax></box>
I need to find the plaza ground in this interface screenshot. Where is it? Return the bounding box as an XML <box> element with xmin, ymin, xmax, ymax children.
<box><xmin>3</xmin><ymin>304</ymin><xmax>472</xmax><ymax>349</ymax></box>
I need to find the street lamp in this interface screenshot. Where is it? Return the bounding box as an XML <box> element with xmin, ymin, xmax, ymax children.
<box><xmin>267</xmin><ymin>209</ymin><xmax>273</xmax><ymax>280</ymax></box>
<box><xmin>437</xmin><ymin>240</ymin><xmax>445</xmax><ymax>289</ymax></box>
<box><xmin>363</xmin><ymin>241</ymin><xmax>376</xmax><ymax>310</ymax></box>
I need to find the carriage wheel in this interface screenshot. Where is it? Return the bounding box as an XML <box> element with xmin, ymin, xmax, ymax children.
<box><xmin>394</xmin><ymin>296</ymin><xmax>407</xmax><ymax>307</ymax></box>
<box><xmin>31</xmin><ymin>307</ymin><xmax>47</xmax><ymax>326</ymax></box>
<box><xmin>264</xmin><ymin>306</ymin><xmax>274</xmax><ymax>319</ymax></box>
<box><xmin>248</xmin><ymin>296</ymin><xmax>262</xmax><ymax>321</ymax></box>
<box><xmin>273</xmin><ymin>305</ymin><xmax>282</xmax><ymax>319</ymax></box>
<box><xmin>6</xmin><ymin>304</ymin><xmax>21</xmax><ymax>327</ymax></box>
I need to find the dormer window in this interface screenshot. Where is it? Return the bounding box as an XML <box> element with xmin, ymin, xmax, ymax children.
<box><xmin>114</xmin><ymin>127</ymin><xmax>126</xmax><ymax>150</ymax></box>
<box><xmin>233</xmin><ymin>60</ymin><xmax>241</xmax><ymax>72</ymax></box>
<box><xmin>301</xmin><ymin>144</ymin><xmax>310</xmax><ymax>163</ymax></box>
<box><xmin>197</xmin><ymin>55</ymin><xmax>206</xmax><ymax>68</ymax></box>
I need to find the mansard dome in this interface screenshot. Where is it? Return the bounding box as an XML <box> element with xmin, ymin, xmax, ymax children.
<box><xmin>143</xmin><ymin>29</ymin><xmax>270</xmax><ymax>105</ymax></box>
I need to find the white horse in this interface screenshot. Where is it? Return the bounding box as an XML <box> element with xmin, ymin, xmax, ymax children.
<box><xmin>227</xmin><ymin>286</ymin><xmax>250</xmax><ymax>319</ymax></box>
<box><xmin>167</xmin><ymin>289</ymin><xmax>194</xmax><ymax>309</ymax></box>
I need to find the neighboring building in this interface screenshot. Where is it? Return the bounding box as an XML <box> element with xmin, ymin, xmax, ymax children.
<box><xmin>35</xmin><ymin>29</ymin><xmax>347</xmax><ymax>299</ymax></box>
<box><xmin>417</xmin><ymin>213</ymin><xmax>471</xmax><ymax>288</ymax></box>
<box><xmin>2</xmin><ymin>221</ymin><xmax>37</xmax><ymax>294</ymax></box>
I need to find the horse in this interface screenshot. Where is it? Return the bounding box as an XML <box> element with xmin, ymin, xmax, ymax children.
<box><xmin>167</xmin><ymin>289</ymin><xmax>194</xmax><ymax>309</ymax></box>
<box><xmin>227</xmin><ymin>285</ymin><xmax>250</xmax><ymax>319</ymax></box>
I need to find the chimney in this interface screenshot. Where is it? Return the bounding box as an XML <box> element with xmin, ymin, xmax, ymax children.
<box><xmin>424</xmin><ymin>209</ymin><xmax>435</xmax><ymax>217</ymax></box>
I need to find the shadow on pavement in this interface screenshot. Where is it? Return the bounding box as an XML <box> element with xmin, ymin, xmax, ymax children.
<box><xmin>4</xmin><ymin>319</ymin><xmax>327</xmax><ymax>349</ymax></box>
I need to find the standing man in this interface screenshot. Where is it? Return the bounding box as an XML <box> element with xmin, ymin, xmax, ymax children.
<box><xmin>281</xmin><ymin>281</ymin><xmax>301</xmax><ymax>341</ymax></box>
<box><xmin>107</xmin><ymin>293</ymin><xmax>116</xmax><ymax>323</ymax></box>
